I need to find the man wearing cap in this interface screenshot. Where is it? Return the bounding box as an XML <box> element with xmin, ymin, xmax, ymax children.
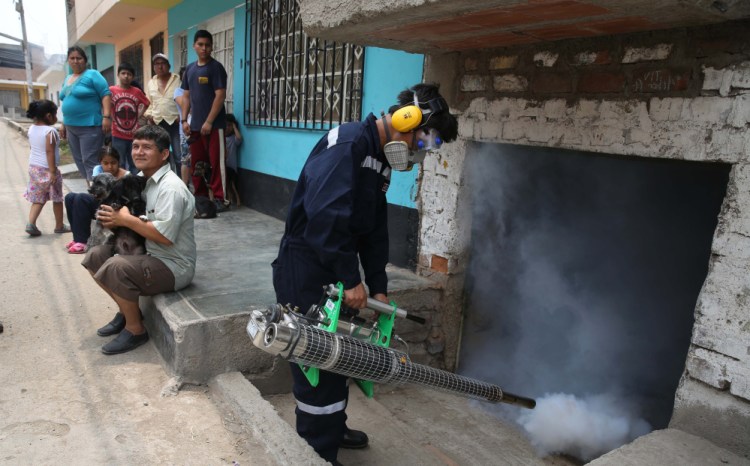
<box><xmin>145</xmin><ymin>53</ymin><xmax>182</xmax><ymax>173</ymax></box>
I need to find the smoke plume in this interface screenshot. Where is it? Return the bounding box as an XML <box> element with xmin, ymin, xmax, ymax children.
<box><xmin>519</xmin><ymin>393</ymin><xmax>651</xmax><ymax>460</ymax></box>
<box><xmin>458</xmin><ymin>142</ymin><xmax>728</xmax><ymax>460</ymax></box>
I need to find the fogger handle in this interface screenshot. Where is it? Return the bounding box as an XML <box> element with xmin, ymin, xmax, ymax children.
<box><xmin>366</xmin><ymin>298</ymin><xmax>426</xmax><ymax>324</ymax></box>
<box><xmin>325</xmin><ymin>284</ymin><xmax>426</xmax><ymax>324</ymax></box>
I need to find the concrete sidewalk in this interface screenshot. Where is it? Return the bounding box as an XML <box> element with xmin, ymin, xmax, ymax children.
<box><xmin>62</xmin><ymin>165</ymin><xmax>441</xmax><ymax>385</ymax></box>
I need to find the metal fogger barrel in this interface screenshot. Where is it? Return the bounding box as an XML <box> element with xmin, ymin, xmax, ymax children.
<box><xmin>247</xmin><ymin>308</ymin><xmax>535</xmax><ymax>409</ymax></box>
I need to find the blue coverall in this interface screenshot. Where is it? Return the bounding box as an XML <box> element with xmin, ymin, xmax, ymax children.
<box><xmin>272</xmin><ymin>114</ymin><xmax>390</xmax><ymax>462</ymax></box>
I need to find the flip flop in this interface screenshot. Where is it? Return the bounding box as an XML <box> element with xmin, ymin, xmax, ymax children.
<box><xmin>68</xmin><ymin>242</ymin><xmax>87</xmax><ymax>254</ymax></box>
<box><xmin>25</xmin><ymin>223</ymin><xmax>41</xmax><ymax>237</ymax></box>
<box><xmin>65</xmin><ymin>240</ymin><xmax>75</xmax><ymax>249</ymax></box>
<box><xmin>54</xmin><ymin>224</ymin><xmax>72</xmax><ymax>234</ymax></box>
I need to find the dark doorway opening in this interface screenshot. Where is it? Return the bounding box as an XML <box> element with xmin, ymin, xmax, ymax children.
<box><xmin>119</xmin><ymin>42</ymin><xmax>144</xmax><ymax>88</ymax></box>
<box><xmin>459</xmin><ymin>142</ymin><xmax>730</xmax><ymax>429</ymax></box>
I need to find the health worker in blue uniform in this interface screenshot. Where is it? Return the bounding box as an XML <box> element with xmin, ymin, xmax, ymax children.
<box><xmin>272</xmin><ymin>83</ymin><xmax>458</xmax><ymax>464</ymax></box>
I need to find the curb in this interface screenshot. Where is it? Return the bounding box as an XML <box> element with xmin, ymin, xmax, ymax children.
<box><xmin>2</xmin><ymin>117</ymin><xmax>28</xmax><ymax>137</ymax></box>
<box><xmin>209</xmin><ymin>372</ymin><xmax>327</xmax><ymax>466</ymax></box>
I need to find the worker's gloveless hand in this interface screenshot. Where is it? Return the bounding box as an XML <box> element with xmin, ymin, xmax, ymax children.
<box><xmin>344</xmin><ymin>282</ymin><xmax>367</xmax><ymax>309</ymax></box>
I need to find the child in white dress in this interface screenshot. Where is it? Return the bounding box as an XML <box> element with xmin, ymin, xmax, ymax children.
<box><xmin>24</xmin><ymin>100</ymin><xmax>70</xmax><ymax>236</ymax></box>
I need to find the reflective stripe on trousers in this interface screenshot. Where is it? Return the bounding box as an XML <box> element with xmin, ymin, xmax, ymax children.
<box><xmin>295</xmin><ymin>398</ymin><xmax>347</xmax><ymax>415</ymax></box>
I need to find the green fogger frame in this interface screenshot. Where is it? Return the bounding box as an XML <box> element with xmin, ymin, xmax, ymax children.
<box><xmin>300</xmin><ymin>282</ymin><xmax>426</xmax><ymax>397</ymax></box>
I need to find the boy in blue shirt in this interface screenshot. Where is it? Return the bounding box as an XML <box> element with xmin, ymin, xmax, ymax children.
<box><xmin>180</xmin><ymin>29</ymin><xmax>229</xmax><ymax>212</ymax></box>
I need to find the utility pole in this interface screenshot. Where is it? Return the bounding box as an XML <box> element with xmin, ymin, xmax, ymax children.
<box><xmin>15</xmin><ymin>0</ymin><xmax>35</xmax><ymax>106</ymax></box>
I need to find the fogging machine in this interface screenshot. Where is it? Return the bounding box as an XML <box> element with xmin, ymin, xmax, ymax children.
<box><xmin>247</xmin><ymin>283</ymin><xmax>535</xmax><ymax>409</ymax></box>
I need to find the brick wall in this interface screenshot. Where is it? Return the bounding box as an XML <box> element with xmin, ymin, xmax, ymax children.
<box><xmin>454</xmin><ymin>19</ymin><xmax>750</xmax><ymax>105</ymax></box>
<box><xmin>419</xmin><ymin>18</ymin><xmax>750</xmax><ymax>457</ymax></box>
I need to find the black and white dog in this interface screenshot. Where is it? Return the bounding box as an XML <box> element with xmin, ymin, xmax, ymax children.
<box><xmin>87</xmin><ymin>173</ymin><xmax>148</xmax><ymax>255</ymax></box>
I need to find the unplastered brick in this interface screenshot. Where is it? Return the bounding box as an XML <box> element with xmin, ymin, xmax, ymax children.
<box><xmin>502</xmin><ymin>121</ymin><xmax>526</xmax><ymax>140</ymax></box>
<box><xmin>478</xmin><ymin>120</ymin><xmax>501</xmax><ymax>139</ymax></box>
<box><xmin>430</xmin><ymin>255</ymin><xmax>449</xmax><ymax>274</ymax></box>
<box><xmin>621</xmin><ymin>43</ymin><xmax>674</xmax><ymax>63</ymax></box>
<box><xmin>572</xmin><ymin>50</ymin><xmax>611</xmax><ymax>66</ymax></box>
<box><xmin>527</xmin><ymin>123</ymin><xmax>557</xmax><ymax>143</ymax></box>
<box><xmin>488</xmin><ymin>99</ymin><xmax>513</xmax><ymax>120</ymax></box>
<box><xmin>732</xmin><ymin>61</ymin><xmax>750</xmax><ymax>89</ymax></box>
<box><xmin>457</xmin><ymin>116</ymin><xmax>474</xmax><ymax>138</ymax></box>
<box><xmin>728</xmin><ymin>94</ymin><xmax>750</xmax><ymax>128</ymax></box>
<box><xmin>461</xmin><ymin>75</ymin><xmax>488</xmax><ymax>92</ymax></box>
<box><xmin>493</xmin><ymin>74</ymin><xmax>528</xmax><ymax>92</ymax></box>
<box><xmin>590</xmin><ymin>126</ymin><xmax>625</xmax><ymax>146</ymax></box>
<box><xmin>702</xmin><ymin>66</ymin><xmax>733</xmax><ymax>95</ymax></box>
<box><xmin>489</xmin><ymin>55</ymin><xmax>519</xmax><ymax>70</ymax></box>
<box><xmin>649</xmin><ymin>97</ymin><xmax>685</xmax><ymax>121</ymax></box>
<box><xmin>533</xmin><ymin>51</ymin><xmax>559</xmax><ymax>67</ymax></box>
<box><xmin>543</xmin><ymin>99</ymin><xmax>567</xmax><ymax>119</ymax></box>
<box><xmin>532</xmin><ymin>73</ymin><xmax>572</xmax><ymax>93</ymax></box>
<box><xmin>632</xmin><ymin>69</ymin><xmax>690</xmax><ymax>93</ymax></box>
<box><xmin>685</xmin><ymin>97</ymin><xmax>733</xmax><ymax>123</ymax></box>
<box><xmin>578</xmin><ymin>71</ymin><xmax>625</xmax><ymax>93</ymax></box>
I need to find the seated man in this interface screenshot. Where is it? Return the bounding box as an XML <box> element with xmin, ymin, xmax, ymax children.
<box><xmin>82</xmin><ymin>125</ymin><xmax>196</xmax><ymax>355</ymax></box>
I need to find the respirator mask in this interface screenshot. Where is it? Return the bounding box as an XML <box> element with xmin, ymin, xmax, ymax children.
<box><xmin>383</xmin><ymin>126</ymin><xmax>443</xmax><ymax>172</ymax></box>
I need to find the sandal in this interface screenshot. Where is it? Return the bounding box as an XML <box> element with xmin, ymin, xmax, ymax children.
<box><xmin>54</xmin><ymin>224</ymin><xmax>72</xmax><ymax>234</ymax></box>
<box><xmin>25</xmin><ymin>223</ymin><xmax>41</xmax><ymax>237</ymax></box>
<box><xmin>65</xmin><ymin>240</ymin><xmax>75</xmax><ymax>250</ymax></box>
<box><xmin>67</xmin><ymin>242</ymin><xmax>87</xmax><ymax>254</ymax></box>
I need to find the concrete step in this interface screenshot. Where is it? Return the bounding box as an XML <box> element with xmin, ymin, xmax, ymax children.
<box><xmin>213</xmin><ymin>368</ymin><xmax>576</xmax><ymax>466</ymax></box>
<box><xmin>589</xmin><ymin>428</ymin><xmax>750</xmax><ymax>466</ymax></box>
<box><xmin>213</xmin><ymin>370</ymin><xmax>750</xmax><ymax>466</ymax></box>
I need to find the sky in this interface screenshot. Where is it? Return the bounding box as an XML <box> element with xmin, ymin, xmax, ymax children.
<box><xmin>0</xmin><ymin>0</ymin><xmax>68</xmax><ymax>57</ymax></box>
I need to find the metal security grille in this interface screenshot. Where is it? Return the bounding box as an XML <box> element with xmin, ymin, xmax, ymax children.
<box><xmin>205</xmin><ymin>10</ymin><xmax>235</xmax><ymax>114</ymax></box>
<box><xmin>245</xmin><ymin>0</ymin><xmax>364</xmax><ymax>129</ymax></box>
<box><xmin>119</xmin><ymin>42</ymin><xmax>144</xmax><ymax>87</ymax></box>
<box><xmin>174</xmin><ymin>33</ymin><xmax>188</xmax><ymax>73</ymax></box>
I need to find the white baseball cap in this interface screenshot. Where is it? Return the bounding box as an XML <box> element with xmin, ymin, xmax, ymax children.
<box><xmin>152</xmin><ymin>53</ymin><xmax>170</xmax><ymax>65</ymax></box>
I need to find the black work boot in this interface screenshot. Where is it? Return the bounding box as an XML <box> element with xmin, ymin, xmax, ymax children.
<box><xmin>340</xmin><ymin>427</ymin><xmax>369</xmax><ymax>449</ymax></box>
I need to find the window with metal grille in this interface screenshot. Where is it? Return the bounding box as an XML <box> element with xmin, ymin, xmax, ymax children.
<box><xmin>119</xmin><ymin>42</ymin><xmax>144</xmax><ymax>87</ymax></box>
<box><xmin>174</xmin><ymin>33</ymin><xmax>188</xmax><ymax>73</ymax></box>
<box><xmin>205</xmin><ymin>11</ymin><xmax>235</xmax><ymax>114</ymax></box>
<box><xmin>149</xmin><ymin>32</ymin><xmax>164</xmax><ymax>78</ymax></box>
<box><xmin>245</xmin><ymin>0</ymin><xmax>364</xmax><ymax>129</ymax></box>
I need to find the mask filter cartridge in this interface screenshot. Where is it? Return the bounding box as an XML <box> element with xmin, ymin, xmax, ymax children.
<box><xmin>384</xmin><ymin>141</ymin><xmax>413</xmax><ymax>171</ymax></box>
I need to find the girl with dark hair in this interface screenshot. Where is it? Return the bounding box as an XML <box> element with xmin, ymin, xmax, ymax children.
<box><xmin>60</xmin><ymin>46</ymin><xmax>112</xmax><ymax>184</ymax></box>
<box><xmin>24</xmin><ymin>100</ymin><xmax>70</xmax><ymax>236</ymax></box>
<box><xmin>64</xmin><ymin>145</ymin><xmax>130</xmax><ymax>254</ymax></box>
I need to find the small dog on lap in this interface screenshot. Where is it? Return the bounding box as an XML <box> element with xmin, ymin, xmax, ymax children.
<box><xmin>87</xmin><ymin>173</ymin><xmax>115</xmax><ymax>251</ymax></box>
<box><xmin>87</xmin><ymin>173</ymin><xmax>148</xmax><ymax>255</ymax></box>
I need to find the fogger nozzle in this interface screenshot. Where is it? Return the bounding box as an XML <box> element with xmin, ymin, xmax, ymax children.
<box><xmin>247</xmin><ymin>309</ymin><xmax>535</xmax><ymax>409</ymax></box>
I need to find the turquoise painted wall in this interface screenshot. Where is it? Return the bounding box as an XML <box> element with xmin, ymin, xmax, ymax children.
<box><xmin>169</xmin><ymin>1</ymin><xmax>424</xmax><ymax>208</ymax></box>
<box><xmin>95</xmin><ymin>43</ymin><xmax>115</xmax><ymax>71</ymax></box>
<box><xmin>81</xmin><ymin>43</ymin><xmax>114</xmax><ymax>72</ymax></box>
<box><xmin>168</xmin><ymin>0</ymin><xmax>241</xmax><ymax>65</ymax></box>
